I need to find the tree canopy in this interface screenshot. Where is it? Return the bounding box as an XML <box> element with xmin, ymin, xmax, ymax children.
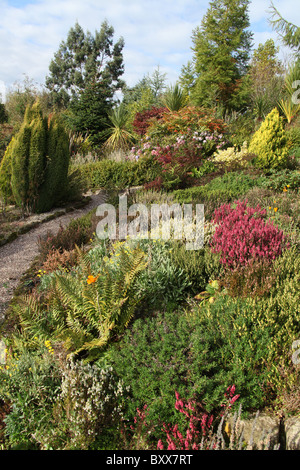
<box><xmin>45</xmin><ymin>21</ymin><xmax>125</xmax><ymax>145</ymax></box>
<box><xmin>45</xmin><ymin>21</ymin><xmax>125</xmax><ymax>110</ymax></box>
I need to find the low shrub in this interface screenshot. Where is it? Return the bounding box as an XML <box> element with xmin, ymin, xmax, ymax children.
<box><xmin>110</xmin><ymin>308</ymin><xmax>199</xmax><ymax>429</ymax></box>
<box><xmin>257</xmin><ymin>169</ymin><xmax>300</xmax><ymax>192</ymax></box>
<box><xmin>73</xmin><ymin>155</ymin><xmax>161</xmax><ymax>190</ymax></box>
<box><xmin>212</xmin><ymin>141</ymin><xmax>255</xmax><ymax>170</ymax></box>
<box><xmin>0</xmin><ymin>344</ymin><xmax>61</xmax><ymax>449</ymax></box>
<box><xmin>37</xmin><ymin>210</ymin><xmax>97</xmax><ymax>261</ymax></box>
<box><xmin>171</xmin><ymin>171</ymin><xmax>264</xmax><ymax>220</ymax></box>
<box><xmin>40</xmin><ymin>248</ymin><xmax>79</xmax><ymax>274</ymax></box>
<box><xmin>210</xmin><ymin>199</ymin><xmax>289</xmax><ymax>269</ymax></box>
<box><xmin>34</xmin><ymin>360</ymin><xmax>127</xmax><ymax>450</ymax></box>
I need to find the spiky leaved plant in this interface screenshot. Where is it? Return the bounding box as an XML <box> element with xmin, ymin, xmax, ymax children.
<box><xmin>103</xmin><ymin>104</ymin><xmax>135</xmax><ymax>153</ymax></box>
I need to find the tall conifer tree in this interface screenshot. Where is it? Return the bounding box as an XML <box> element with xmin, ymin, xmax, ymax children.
<box><xmin>190</xmin><ymin>0</ymin><xmax>253</xmax><ymax>113</ymax></box>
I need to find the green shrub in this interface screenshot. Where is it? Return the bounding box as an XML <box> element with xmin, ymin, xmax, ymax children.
<box><xmin>36</xmin><ymin>114</ymin><xmax>70</xmax><ymax>212</ymax></box>
<box><xmin>189</xmin><ymin>246</ymin><xmax>300</xmax><ymax>411</ymax></box>
<box><xmin>0</xmin><ymin>344</ymin><xmax>61</xmax><ymax>449</ymax></box>
<box><xmin>257</xmin><ymin>169</ymin><xmax>300</xmax><ymax>192</ymax></box>
<box><xmin>248</xmin><ymin>108</ymin><xmax>289</xmax><ymax>169</ymax></box>
<box><xmin>74</xmin><ymin>154</ymin><xmax>161</xmax><ymax>190</ymax></box>
<box><xmin>171</xmin><ymin>171</ymin><xmax>263</xmax><ymax>219</ymax></box>
<box><xmin>134</xmin><ymin>239</ymin><xmax>193</xmax><ymax>310</ymax></box>
<box><xmin>110</xmin><ymin>309</ymin><xmax>197</xmax><ymax>429</ymax></box>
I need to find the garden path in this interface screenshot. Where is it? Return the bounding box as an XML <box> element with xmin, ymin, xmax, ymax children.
<box><xmin>0</xmin><ymin>191</ymin><xmax>107</xmax><ymax>319</ymax></box>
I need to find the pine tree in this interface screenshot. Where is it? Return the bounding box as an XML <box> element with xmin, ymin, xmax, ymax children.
<box><xmin>190</xmin><ymin>0</ymin><xmax>253</xmax><ymax>113</ymax></box>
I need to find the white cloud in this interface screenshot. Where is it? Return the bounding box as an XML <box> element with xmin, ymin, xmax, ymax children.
<box><xmin>0</xmin><ymin>81</ymin><xmax>6</xmax><ymax>103</ymax></box>
<box><xmin>0</xmin><ymin>0</ymin><xmax>299</xmax><ymax>94</ymax></box>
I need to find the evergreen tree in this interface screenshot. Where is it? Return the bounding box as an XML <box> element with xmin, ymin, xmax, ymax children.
<box><xmin>0</xmin><ymin>102</ymin><xmax>70</xmax><ymax>212</ymax></box>
<box><xmin>190</xmin><ymin>0</ymin><xmax>253</xmax><ymax>113</ymax></box>
<box><xmin>45</xmin><ymin>21</ymin><xmax>125</xmax><ymax>145</ymax></box>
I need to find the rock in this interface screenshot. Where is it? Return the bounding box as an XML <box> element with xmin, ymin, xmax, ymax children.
<box><xmin>229</xmin><ymin>412</ymin><xmax>281</xmax><ymax>449</ymax></box>
<box><xmin>285</xmin><ymin>416</ymin><xmax>300</xmax><ymax>450</ymax></box>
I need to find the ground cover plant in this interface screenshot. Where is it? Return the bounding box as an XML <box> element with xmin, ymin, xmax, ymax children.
<box><xmin>0</xmin><ymin>1</ymin><xmax>300</xmax><ymax>451</ymax></box>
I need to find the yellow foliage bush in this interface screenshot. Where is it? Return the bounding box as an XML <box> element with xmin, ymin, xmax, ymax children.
<box><xmin>248</xmin><ymin>108</ymin><xmax>289</xmax><ymax>169</ymax></box>
<box><xmin>212</xmin><ymin>141</ymin><xmax>249</xmax><ymax>169</ymax></box>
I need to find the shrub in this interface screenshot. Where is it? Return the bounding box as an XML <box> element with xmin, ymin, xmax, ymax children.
<box><xmin>0</xmin><ymin>136</ymin><xmax>15</xmax><ymax>204</ymax></box>
<box><xmin>0</xmin><ymin>344</ymin><xmax>61</xmax><ymax>449</ymax></box>
<box><xmin>146</xmin><ymin>106</ymin><xmax>227</xmax><ymax>140</ymax></box>
<box><xmin>74</xmin><ymin>155</ymin><xmax>161</xmax><ymax>190</ymax></box>
<box><xmin>34</xmin><ymin>360</ymin><xmax>126</xmax><ymax>450</ymax></box>
<box><xmin>36</xmin><ymin>113</ymin><xmax>70</xmax><ymax>212</ymax></box>
<box><xmin>171</xmin><ymin>171</ymin><xmax>264</xmax><ymax>220</ymax></box>
<box><xmin>132</xmin><ymin>106</ymin><xmax>167</xmax><ymax>136</ymax></box>
<box><xmin>248</xmin><ymin>107</ymin><xmax>289</xmax><ymax>169</ymax></box>
<box><xmin>219</xmin><ymin>257</ymin><xmax>281</xmax><ymax>298</ymax></box>
<box><xmin>38</xmin><ymin>211</ymin><xmax>97</xmax><ymax>261</ymax></box>
<box><xmin>210</xmin><ymin>199</ymin><xmax>289</xmax><ymax>269</ymax></box>
<box><xmin>257</xmin><ymin>169</ymin><xmax>300</xmax><ymax>192</ymax></box>
<box><xmin>156</xmin><ymin>386</ymin><xmax>239</xmax><ymax>450</ymax></box>
<box><xmin>212</xmin><ymin>141</ymin><xmax>255</xmax><ymax>170</ymax></box>
<box><xmin>41</xmin><ymin>248</ymin><xmax>79</xmax><ymax>274</ymax></box>
<box><xmin>110</xmin><ymin>309</ymin><xmax>198</xmax><ymax>429</ymax></box>
<box><xmin>134</xmin><ymin>239</ymin><xmax>193</xmax><ymax>310</ymax></box>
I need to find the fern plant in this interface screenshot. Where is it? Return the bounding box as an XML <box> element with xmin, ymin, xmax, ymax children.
<box><xmin>49</xmin><ymin>244</ymin><xmax>148</xmax><ymax>359</ymax></box>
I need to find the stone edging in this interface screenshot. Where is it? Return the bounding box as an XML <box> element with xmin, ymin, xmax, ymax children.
<box><xmin>0</xmin><ymin>196</ymin><xmax>91</xmax><ymax>248</ymax></box>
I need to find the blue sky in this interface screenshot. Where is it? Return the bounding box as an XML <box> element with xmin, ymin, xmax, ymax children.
<box><xmin>0</xmin><ymin>0</ymin><xmax>299</xmax><ymax>101</ymax></box>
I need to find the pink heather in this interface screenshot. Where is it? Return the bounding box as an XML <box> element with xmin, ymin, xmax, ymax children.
<box><xmin>210</xmin><ymin>200</ymin><xmax>288</xmax><ymax>269</ymax></box>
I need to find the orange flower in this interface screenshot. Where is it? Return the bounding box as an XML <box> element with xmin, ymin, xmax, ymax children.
<box><xmin>87</xmin><ymin>275</ymin><xmax>98</xmax><ymax>284</ymax></box>
<box><xmin>274</xmin><ymin>207</ymin><xmax>278</xmax><ymax>212</ymax></box>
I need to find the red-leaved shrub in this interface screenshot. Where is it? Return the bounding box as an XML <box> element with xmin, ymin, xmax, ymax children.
<box><xmin>210</xmin><ymin>200</ymin><xmax>289</xmax><ymax>269</ymax></box>
<box><xmin>133</xmin><ymin>107</ymin><xmax>167</xmax><ymax>136</ymax></box>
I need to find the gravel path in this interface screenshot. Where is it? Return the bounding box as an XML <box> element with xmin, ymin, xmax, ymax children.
<box><xmin>0</xmin><ymin>191</ymin><xmax>107</xmax><ymax>318</ymax></box>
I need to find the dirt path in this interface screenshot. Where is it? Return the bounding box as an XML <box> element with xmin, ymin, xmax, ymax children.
<box><xmin>0</xmin><ymin>191</ymin><xmax>107</xmax><ymax>318</ymax></box>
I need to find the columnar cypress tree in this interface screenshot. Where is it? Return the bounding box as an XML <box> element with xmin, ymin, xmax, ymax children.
<box><xmin>0</xmin><ymin>136</ymin><xmax>15</xmax><ymax>204</ymax></box>
<box><xmin>0</xmin><ymin>102</ymin><xmax>70</xmax><ymax>212</ymax></box>
<box><xmin>27</xmin><ymin>104</ymin><xmax>48</xmax><ymax>207</ymax></box>
<box><xmin>36</xmin><ymin>114</ymin><xmax>70</xmax><ymax>212</ymax></box>
<box><xmin>10</xmin><ymin>124</ymin><xmax>31</xmax><ymax>208</ymax></box>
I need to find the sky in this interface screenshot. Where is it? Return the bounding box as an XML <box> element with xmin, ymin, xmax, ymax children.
<box><xmin>0</xmin><ymin>0</ymin><xmax>299</xmax><ymax>102</ymax></box>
